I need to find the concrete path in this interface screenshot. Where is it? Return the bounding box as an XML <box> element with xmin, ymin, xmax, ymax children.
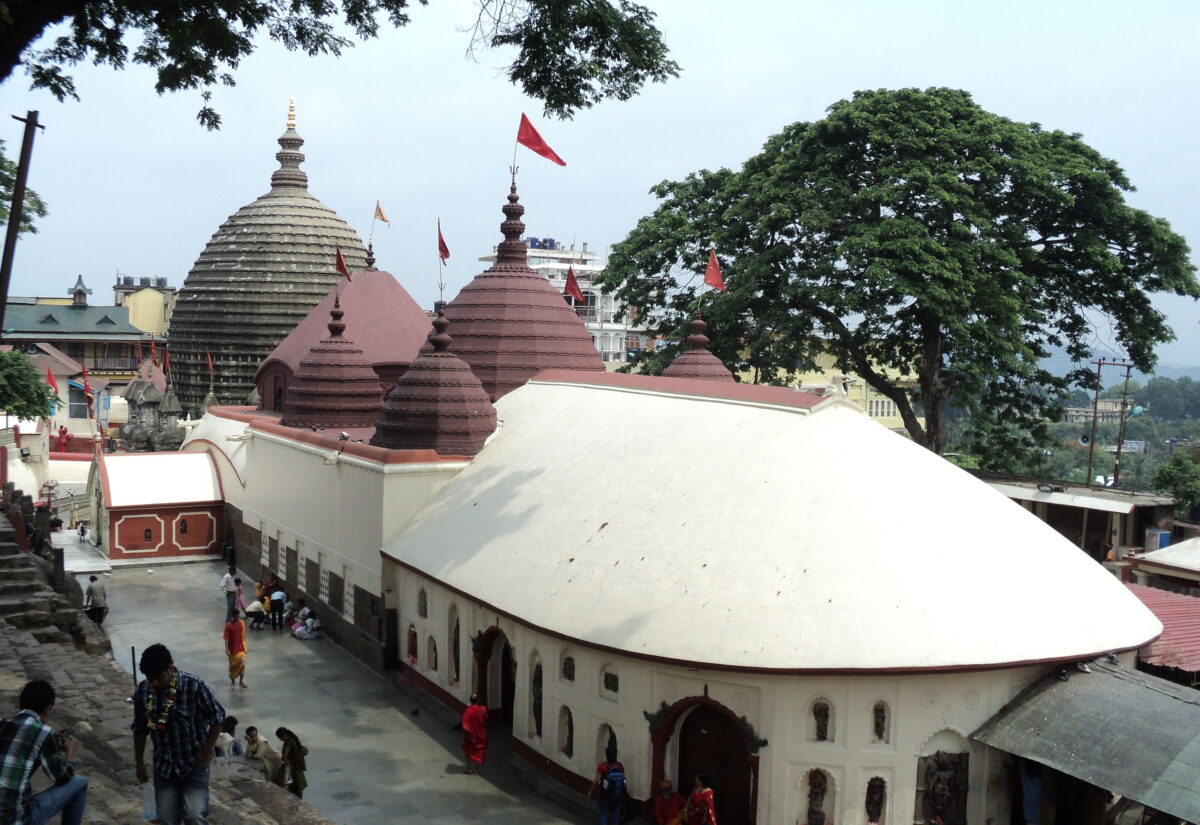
<box><xmin>83</xmin><ymin>561</ymin><xmax>588</xmax><ymax>825</ymax></box>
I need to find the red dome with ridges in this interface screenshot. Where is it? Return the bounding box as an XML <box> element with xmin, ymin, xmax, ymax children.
<box><xmin>661</xmin><ymin>314</ymin><xmax>736</xmax><ymax>383</ymax></box>
<box><xmin>281</xmin><ymin>297</ymin><xmax>383</xmax><ymax>428</ymax></box>
<box><xmin>442</xmin><ymin>184</ymin><xmax>604</xmax><ymax>401</ymax></box>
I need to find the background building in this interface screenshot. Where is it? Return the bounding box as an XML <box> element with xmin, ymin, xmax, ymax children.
<box><xmin>113</xmin><ymin>275</ymin><xmax>176</xmax><ymax>336</ymax></box>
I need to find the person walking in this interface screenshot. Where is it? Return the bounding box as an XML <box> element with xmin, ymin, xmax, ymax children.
<box><xmin>275</xmin><ymin>727</ymin><xmax>308</xmax><ymax>798</ymax></box>
<box><xmin>587</xmin><ymin>744</ymin><xmax>626</xmax><ymax>825</ymax></box>
<box><xmin>222</xmin><ymin>616</ymin><xmax>247</xmax><ymax>687</ymax></box>
<box><xmin>218</xmin><ymin>566</ymin><xmax>237</xmax><ymax>623</ymax></box>
<box><xmin>132</xmin><ymin>643</ymin><xmax>225</xmax><ymax>825</ymax></box>
<box><xmin>460</xmin><ymin>694</ymin><xmax>488</xmax><ymax>775</ymax></box>
<box><xmin>82</xmin><ymin>575</ymin><xmax>107</xmax><ymax>626</ymax></box>
<box><xmin>0</xmin><ymin>679</ymin><xmax>88</xmax><ymax>825</ymax></box>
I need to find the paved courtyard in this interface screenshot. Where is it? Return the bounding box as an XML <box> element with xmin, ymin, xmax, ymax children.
<box><xmin>82</xmin><ymin>561</ymin><xmax>587</xmax><ymax>825</ymax></box>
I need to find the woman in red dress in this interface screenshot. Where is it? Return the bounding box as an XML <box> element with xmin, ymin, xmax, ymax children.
<box><xmin>686</xmin><ymin>774</ymin><xmax>717</xmax><ymax>825</ymax></box>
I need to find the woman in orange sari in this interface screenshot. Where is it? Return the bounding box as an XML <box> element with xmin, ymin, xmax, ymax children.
<box><xmin>685</xmin><ymin>774</ymin><xmax>717</xmax><ymax>825</ymax></box>
<box><xmin>223</xmin><ymin>616</ymin><xmax>248</xmax><ymax>686</ymax></box>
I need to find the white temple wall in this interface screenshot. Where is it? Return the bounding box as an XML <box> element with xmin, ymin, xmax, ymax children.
<box><xmin>388</xmin><ymin>561</ymin><xmax>1067</xmax><ymax>824</ymax></box>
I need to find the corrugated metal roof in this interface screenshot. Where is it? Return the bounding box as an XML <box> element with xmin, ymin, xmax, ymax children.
<box><xmin>972</xmin><ymin>660</ymin><xmax>1200</xmax><ymax>823</ymax></box>
<box><xmin>1128</xmin><ymin>583</ymin><xmax>1200</xmax><ymax>673</ymax></box>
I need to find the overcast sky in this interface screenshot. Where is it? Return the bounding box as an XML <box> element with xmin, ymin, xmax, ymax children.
<box><xmin>2</xmin><ymin>0</ymin><xmax>1198</xmax><ymax>370</ymax></box>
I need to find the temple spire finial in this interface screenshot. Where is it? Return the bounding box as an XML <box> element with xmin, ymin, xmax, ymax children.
<box><xmin>287</xmin><ymin>95</ymin><xmax>296</xmax><ymax>130</ymax></box>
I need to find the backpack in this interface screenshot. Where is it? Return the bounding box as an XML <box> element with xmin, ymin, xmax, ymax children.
<box><xmin>602</xmin><ymin>763</ymin><xmax>626</xmax><ymax>800</ymax></box>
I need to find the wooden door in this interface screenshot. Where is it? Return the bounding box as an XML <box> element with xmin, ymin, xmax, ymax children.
<box><xmin>677</xmin><ymin>705</ymin><xmax>751</xmax><ymax>825</ymax></box>
<box><xmin>499</xmin><ymin>641</ymin><xmax>516</xmax><ymax>726</ymax></box>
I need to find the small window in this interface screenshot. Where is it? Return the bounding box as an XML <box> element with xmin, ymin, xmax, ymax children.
<box><xmin>426</xmin><ymin>637</ymin><xmax>438</xmax><ymax>672</ymax></box>
<box><xmin>180</xmin><ymin>519</ymin><xmax>188</xmax><ymax>535</ymax></box>
<box><xmin>143</xmin><ymin>528</ymin><xmax>153</xmax><ymax>542</ymax></box>
<box><xmin>406</xmin><ymin>624</ymin><xmax>418</xmax><ymax>666</ymax></box>
<box><xmin>602</xmin><ymin>669</ymin><xmax>619</xmax><ymax>694</ymax></box>
<box><xmin>418</xmin><ymin>588</ymin><xmax>428</xmax><ymax>618</ymax></box>
<box><xmin>562</xmin><ymin>655</ymin><xmax>575</xmax><ymax>682</ymax></box>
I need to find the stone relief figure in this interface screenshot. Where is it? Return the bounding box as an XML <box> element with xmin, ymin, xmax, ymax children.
<box><xmin>806</xmin><ymin>769</ymin><xmax>827</xmax><ymax>825</ymax></box>
<box><xmin>813</xmin><ymin>701</ymin><xmax>830</xmax><ymax>741</ymax></box>
<box><xmin>873</xmin><ymin>702</ymin><xmax>887</xmax><ymax>742</ymax></box>
<box><xmin>531</xmin><ymin>662</ymin><xmax>543</xmax><ymax>737</ymax></box>
<box><xmin>865</xmin><ymin>776</ymin><xmax>886</xmax><ymax>824</ymax></box>
<box><xmin>917</xmin><ymin>750</ymin><xmax>968</xmax><ymax>825</ymax></box>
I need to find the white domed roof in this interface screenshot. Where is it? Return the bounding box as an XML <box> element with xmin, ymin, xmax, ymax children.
<box><xmin>383</xmin><ymin>372</ymin><xmax>1160</xmax><ymax>671</ymax></box>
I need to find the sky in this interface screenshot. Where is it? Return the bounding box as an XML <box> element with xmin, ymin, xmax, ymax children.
<box><xmin>2</xmin><ymin>0</ymin><xmax>1199</xmax><ymax>374</ymax></box>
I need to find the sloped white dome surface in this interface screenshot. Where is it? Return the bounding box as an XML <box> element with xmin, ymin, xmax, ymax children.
<box><xmin>384</xmin><ymin>378</ymin><xmax>1160</xmax><ymax>670</ymax></box>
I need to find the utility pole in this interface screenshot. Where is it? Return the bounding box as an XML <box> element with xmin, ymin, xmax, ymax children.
<box><xmin>0</xmin><ymin>111</ymin><xmax>44</xmax><ymax>331</ymax></box>
<box><xmin>1112</xmin><ymin>362</ymin><xmax>1135</xmax><ymax>486</ymax></box>
<box><xmin>1085</xmin><ymin>359</ymin><xmax>1105</xmax><ymax>487</ymax></box>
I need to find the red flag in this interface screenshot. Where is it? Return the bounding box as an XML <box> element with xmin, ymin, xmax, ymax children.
<box><xmin>163</xmin><ymin>348</ymin><xmax>170</xmax><ymax>376</ymax></box>
<box><xmin>516</xmin><ymin>113</ymin><xmax>566</xmax><ymax>166</ymax></box>
<box><xmin>438</xmin><ymin>219</ymin><xmax>450</xmax><ymax>262</ymax></box>
<box><xmin>45</xmin><ymin>369</ymin><xmax>58</xmax><ymax>396</ymax></box>
<box><xmin>150</xmin><ymin>338</ymin><xmax>157</xmax><ymax>364</ymax></box>
<box><xmin>335</xmin><ymin>246</ymin><xmax>352</xmax><ymax>282</ymax></box>
<box><xmin>563</xmin><ymin>266</ymin><xmax>585</xmax><ymax>303</ymax></box>
<box><xmin>206</xmin><ymin>349</ymin><xmax>215</xmax><ymax>378</ymax></box>
<box><xmin>704</xmin><ymin>248</ymin><xmax>726</xmax><ymax>291</ymax></box>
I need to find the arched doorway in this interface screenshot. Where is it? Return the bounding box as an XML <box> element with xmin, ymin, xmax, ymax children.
<box><xmin>474</xmin><ymin>627</ymin><xmax>516</xmax><ymax>727</ymax></box>
<box><xmin>677</xmin><ymin>705</ymin><xmax>752</xmax><ymax>825</ymax></box>
<box><xmin>650</xmin><ymin>694</ymin><xmax>762</xmax><ymax>825</ymax></box>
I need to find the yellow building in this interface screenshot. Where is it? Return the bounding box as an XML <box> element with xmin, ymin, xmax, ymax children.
<box><xmin>113</xmin><ymin>276</ymin><xmax>176</xmax><ymax>336</ymax></box>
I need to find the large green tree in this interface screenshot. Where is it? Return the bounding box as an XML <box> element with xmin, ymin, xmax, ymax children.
<box><xmin>1</xmin><ymin>0</ymin><xmax>679</xmax><ymax>128</ymax></box>
<box><xmin>0</xmin><ymin>350</ymin><xmax>55</xmax><ymax>420</ymax></box>
<box><xmin>600</xmin><ymin>88</ymin><xmax>1199</xmax><ymax>464</ymax></box>
<box><xmin>0</xmin><ymin>138</ymin><xmax>46</xmax><ymax>235</ymax></box>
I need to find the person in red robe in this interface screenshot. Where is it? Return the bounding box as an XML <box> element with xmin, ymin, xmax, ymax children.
<box><xmin>461</xmin><ymin>694</ymin><xmax>488</xmax><ymax>775</ymax></box>
<box><xmin>654</xmin><ymin>778</ymin><xmax>687</xmax><ymax>824</ymax></box>
<box><xmin>686</xmin><ymin>774</ymin><xmax>717</xmax><ymax>825</ymax></box>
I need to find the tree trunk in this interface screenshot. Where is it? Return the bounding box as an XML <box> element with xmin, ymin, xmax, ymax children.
<box><xmin>918</xmin><ymin>315</ymin><xmax>949</xmax><ymax>455</ymax></box>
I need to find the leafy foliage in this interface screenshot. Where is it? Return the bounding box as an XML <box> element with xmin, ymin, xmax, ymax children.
<box><xmin>3</xmin><ymin>0</ymin><xmax>678</xmax><ymax>128</ymax></box>
<box><xmin>1152</xmin><ymin>449</ymin><xmax>1200</xmax><ymax>516</ymax></box>
<box><xmin>0</xmin><ymin>139</ymin><xmax>47</xmax><ymax>235</ymax></box>
<box><xmin>0</xmin><ymin>350</ymin><xmax>55</xmax><ymax>420</ymax></box>
<box><xmin>599</xmin><ymin>88</ymin><xmax>1199</xmax><ymax>456</ymax></box>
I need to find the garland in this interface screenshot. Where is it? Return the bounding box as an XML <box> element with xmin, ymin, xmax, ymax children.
<box><xmin>145</xmin><ymin>669</ymin><xmax>177</xmax><ymax>732</ymax></box>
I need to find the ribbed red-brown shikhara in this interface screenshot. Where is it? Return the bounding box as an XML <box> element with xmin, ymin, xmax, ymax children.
<box><xmin>661</xmin><ymin>314</ymin><xmax>736</xmax><ymax>383</ymax></box>
<box><xmin>440</xmin><ymin>184</ymin><xmax>603</xmax><ymax>401</ymax></box>
<box><xmin>371</xmin><ymin>311</ymin><xmax>497</xmax><ymax>456</ymax></box>
<box><xmin>281</xmin><ymin>298</ymin><xmax>383</xmax><ymax>429</ymax></box>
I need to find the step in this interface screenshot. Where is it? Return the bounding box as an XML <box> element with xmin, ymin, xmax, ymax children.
<box><xmin>4</xmin><ymin>609</ymin><xmax>52</xmax><ymax>629</ymax></box>
<box><xmin>0</xmin><ymin>553</ymin><xmax>32</xmax><ymax>568</ymax></box>
<box><xmin>0</xmin><ymin>542</ymin><xmax>22</xmax><ymax>557</ymax></box>
<box><xmin>0</xmin><ymin>594</ymin><xmax>50</xmax><ymax>614</ymax></box>
<box><xmin>0</xmin><ymin>579</ymin><xmax>41</xmax><ymax>596</ymax></box>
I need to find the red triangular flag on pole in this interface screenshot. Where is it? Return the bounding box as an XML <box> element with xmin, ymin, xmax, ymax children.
<box><xmin>516</xmin><ymin>114</ymin><xmax>566</xmax><ymax>166</ymax></box>
<box><xmin>563</xmin><ymin>266</ymin><xmax>585</xmax><ymax>303</ymax></box>
<box><xmin>704</xmin><ymin>248</ymin><xmax>726</xmax><ymax>291</ymax></box>
<box><xmin>163</xmin><ymin>348</ymin><xmax>170</xmax><ymax>376</ymax></box>
<box><xmin>45</xmin><ymin>369</ymin><xmax>58</xmax><ymax>396</ymax></box>
<box><xmin>335</xmin><ymin>246</ymin><xmax>352</xmax><ymax>282</ymax></box>
<box><xmin>438</xmin><ymin>220</ymin><xmax>450</xmax><ymax>262</ymax></box>
<box><xmin>150</xmin><ymin>338</ymin><xmax>157</xmax><ymax>364</ymax></box>
<box><xmin>81</xmin><ymin>366</ymin><xmax>94</xmax><ymax>416</ymax></box>
<box><xmin>206</xmin><ymin>349</ymin><xmax>215</xmax><ymax>378</ymax></box>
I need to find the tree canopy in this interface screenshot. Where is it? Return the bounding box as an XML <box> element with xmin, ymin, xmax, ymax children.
<box><xmin>0</xmin><ymin>138</ymin><xmax>46</xmax><ymax>236</ymax></box>
<box><xmin>599</xmin><ymin>87</ymin><xmax>1199</xmax><ymax>463</ymax></box>
<box><xmin>0</xmin><ymin>350</ymin><xmax>55</xmax><ymax>420</ymax></box>
<box><xmin>1</xmin><ymin>0</ymin><xmax>679</xmax><ymax>128</ymax></box>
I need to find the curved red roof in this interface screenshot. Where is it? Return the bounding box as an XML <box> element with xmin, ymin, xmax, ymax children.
<box><xmin>255</xmin><ymin>266</ymin><xmax>431</xmax><ymax>385</ymax></box>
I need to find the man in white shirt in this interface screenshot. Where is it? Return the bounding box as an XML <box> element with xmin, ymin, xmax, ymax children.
<box><xmin>219</xmin><ymin>566</ymin><xmax>238</xmax><ymax>622</ymax></box>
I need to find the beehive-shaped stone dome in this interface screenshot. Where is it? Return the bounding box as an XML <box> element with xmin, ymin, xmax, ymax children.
<box><xmin>441</xmin><ymin>183</ymin><xmax>603</xmax><ymax>401</ymax></box>
<box><xmin>371</xmin><ymin>311</ymin><xmax>497</xmax><ymax>455</ymax></box>
<box><xmin>661</xmin><ymin>314</ymin><xmax>735</xmax><ymax>383</ymax></box>
<box><xmin>168</xmin><ymin>102</ymin><xmax>368</xmax><ymax>414</ymax></box>
<box><xmin>280</xmin><ymin>297</ymin><xmax>383</xmax><ymax>429</ymax></box>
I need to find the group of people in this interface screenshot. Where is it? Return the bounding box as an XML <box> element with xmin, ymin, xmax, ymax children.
<box><xmin>213</xmin><ymin>715</ymin><xmax>308</xmax><ymax>799</ymax></box>
<box><xmin>588</xmin><ymin>747</ymin><xmax>718</xmax><ymax>825</ymax></box>
<box><xmin>221</xmin><ymin>567</ymin><xmax>323</xmax><ymax>639</ymax></box>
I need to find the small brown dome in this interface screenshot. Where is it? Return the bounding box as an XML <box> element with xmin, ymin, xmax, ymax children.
<box><xmin>371</xmin><ymin>311</ymin><xmax>497</xmax><ymax>456</ymax></box>
<box><xmin>281</xmin><ymin>297</ymin><xmax>383</xmax><ymax>428</ymax></box>
<box><xmin>442</xmin><ymin>183</ymin><xmax>603</xmax><ymax>401</ymax></box>
<box><xmin>661</xmin><ymin>314</ymin><xmax>736</xmax><ymax>383</ymax></box>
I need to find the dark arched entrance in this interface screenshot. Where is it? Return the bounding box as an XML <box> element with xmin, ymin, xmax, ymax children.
<box><xmin>678</xmin><ymin>705</ymin><xmax>752</xmax><ymax>825</ymax></box>
<box><xmin>474</xmin><ymin>627</ymin><xmax>516</xmax><ymax>727</ymax></box>
<box><xmin>650</xmin><ymin>693</ymin><xmax>762</xmax><ymax>825</ymax></box>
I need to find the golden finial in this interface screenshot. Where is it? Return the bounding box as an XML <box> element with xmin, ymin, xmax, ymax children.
<box><xmin>287</xmin><ymin>95</ymin><xmax>296</xmax><ymax>130</ymax></box>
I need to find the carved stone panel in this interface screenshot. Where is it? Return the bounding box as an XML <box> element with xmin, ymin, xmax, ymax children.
<box><xmin>914</xmin><ymin>750</ymin><xmax>968</xmax><ymax>825</ymax></box>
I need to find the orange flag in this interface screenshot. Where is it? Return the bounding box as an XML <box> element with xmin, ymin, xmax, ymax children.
<box><xmin>438</xmin><ymin>220</ymin><xmax>450</xmax><ymax>262</ymax></box>
<box><xmin>516</xmin><ymin>113</ymin><xmax>566</xmax><ymax>166</ymax></box>
<box><xmin>563</xmin><ymin>266</ymin><xmax>585</xmax><ymax>302</ymax></box>
<box><xmin>45</xmin><ymin>369</ymin><xmax>58</xmax><ymax>395</ymax></box>
<box><xmin>704</xmin><ymin>249</ymin><xmax>726</xmax><ymax>291</ymax></box>
<box><xmin>206</xmin><ymin>349</ymin><xmax>215</xmax><ymax>378</ymax></box>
